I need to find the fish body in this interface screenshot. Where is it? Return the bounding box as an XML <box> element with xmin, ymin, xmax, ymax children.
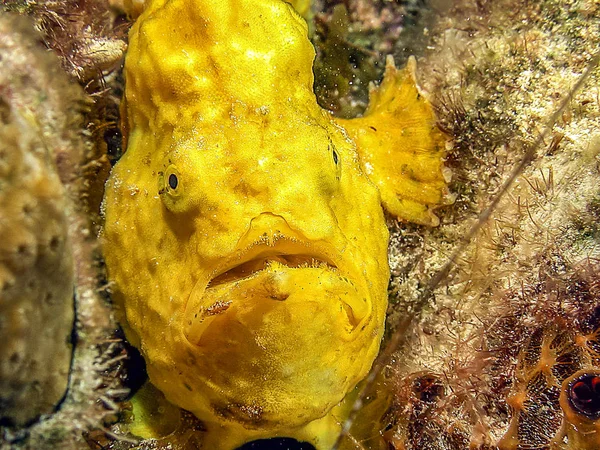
<box><xmin>102</xmin><ymin>0</ymin><xmax>448</xmax><ymax>447</ymax></box>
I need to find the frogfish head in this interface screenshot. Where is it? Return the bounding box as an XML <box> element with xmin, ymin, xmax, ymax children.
<box><xmin>102</xmin><ymin>0</ymin><xmax>391</xmax><ymax>441</ymax></box>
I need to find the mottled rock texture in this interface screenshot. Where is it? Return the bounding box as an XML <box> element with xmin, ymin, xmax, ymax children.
<box><xmin>0</xmin><ymin>12</ymin><xmax>116</xmax><ymax>450</ymax></box>
<box><xmin>0</xmin><ymin>13</ymin><xmax>76</xmax><ymax>427</ymax></box>
<box><xmin>376</xmin><ymin>0</ymin><xmax>600</xmax><ymax>448</ymax></box>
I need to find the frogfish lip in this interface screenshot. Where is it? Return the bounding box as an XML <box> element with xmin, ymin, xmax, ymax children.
<box><xmin>184</xmin><ymin>234</ymin><xmax>370</xmax><ymax>345</ymax></box>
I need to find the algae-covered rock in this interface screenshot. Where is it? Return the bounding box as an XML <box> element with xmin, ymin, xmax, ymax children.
<box><xmin>367</xmin><ymin>0</ymin><xmax>600</xmax><ymax>448</ymax></box>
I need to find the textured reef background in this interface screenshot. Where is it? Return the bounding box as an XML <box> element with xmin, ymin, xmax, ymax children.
<box><xmin>1</xmin><ymin>0</ymin><xmax>599</xmax><ymax>449</ymax></box>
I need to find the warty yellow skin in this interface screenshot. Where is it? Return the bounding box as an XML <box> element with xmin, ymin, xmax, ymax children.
<box><xmin>102</xmin><ymin>0</ymin><xmax>448</xmax><ymax>448</ymax></box>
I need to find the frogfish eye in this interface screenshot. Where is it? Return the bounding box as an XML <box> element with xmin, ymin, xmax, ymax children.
<box><xmin>567</xmin><ymin>373</ymin><xmax>600</xmax><ymax>419</ymax></box>
<box><xmin>159</xmin><ymin>164</ymin><xmax>182</xmax><ymax>198</ymax></box>
<box><xmin>168</xmin><ymin>173</ymin><xmax>178</xmax><ymax>189</ymax></box>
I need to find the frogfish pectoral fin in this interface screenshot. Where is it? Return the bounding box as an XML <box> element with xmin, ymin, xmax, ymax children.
<box><xmin>334</xmin><ymin>56</ymin><xmax>452</xmax><ymax>226</ymax></box>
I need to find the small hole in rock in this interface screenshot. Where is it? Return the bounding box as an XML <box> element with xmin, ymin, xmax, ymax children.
<box><xmin>49</xmin><ymin>236</ymin><xmax>60</xmax><ymax>251</ymax></box>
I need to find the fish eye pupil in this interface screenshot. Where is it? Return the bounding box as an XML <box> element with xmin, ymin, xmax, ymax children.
<box><xmin>568</xmin><ymin>373</ymin><xmax>600</xmax><ymax>418</ymax></box>
<box><xmin>332</xmin><ymin>149</ymin><xmax>339</xmax><ymax>165</ymax></box>
<box><xmin>168</xmin><ymin>173</ymin><xmax>178</xmax><ymax>190</ymax></box>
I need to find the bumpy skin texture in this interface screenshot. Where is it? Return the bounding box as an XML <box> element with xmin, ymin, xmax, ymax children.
<box><xmin>102</xmin><ymin>0</ymin><xmax>447</xmax><ymax>448</ymax></box>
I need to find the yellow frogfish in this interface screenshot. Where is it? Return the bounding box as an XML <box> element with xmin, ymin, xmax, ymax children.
<box><xmin>102</xmin><ymin>0</ymin><xmax>449</xmax><ymax>448</ymax></box>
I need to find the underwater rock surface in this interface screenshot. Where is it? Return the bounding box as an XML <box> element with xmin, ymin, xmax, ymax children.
<box><xmin>0</xmin><ymin>13</ymin><xmax>75</xmax><ymax>427</ymax></box>
<box><xmin>0</xmin><ymin>11</ymin><xmax>117</xmax><ymax>450</ymax></box>
<box><xmin>379</xmin><ymin>0</ymin><xmax>600</xmax><ymax>448</ymax></box>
